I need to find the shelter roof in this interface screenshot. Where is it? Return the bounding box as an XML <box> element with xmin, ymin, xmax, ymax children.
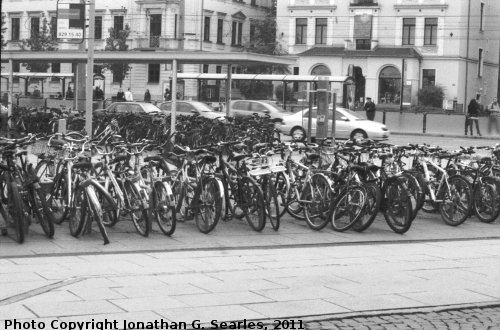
<box><xmin>299</xmin><ymin>47</ymin><xmax>422</xmax><ymax>59</ymax></box>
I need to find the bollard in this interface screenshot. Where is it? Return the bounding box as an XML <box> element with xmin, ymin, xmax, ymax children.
<box><xmin>382</xmin><ymin>110</ymin><xmax>386</xmax><ymax>125</ymax></box>
<box><xmin>58</xmin><ymin>119</ymin><xmax>67</xmax><ymax>135</ymax></box>
<box><xmin>422</xmin><ymin>112</ymin><xmax>427</xmax><ymax>134</ymax></box>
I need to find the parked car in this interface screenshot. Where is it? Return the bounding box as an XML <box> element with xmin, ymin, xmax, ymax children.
<box><xmin>159</xmin><ymin>101</ymin><xmax>225</xmax><ymax>120</ymax></box>
<box><xmin>94</xmin><ymin>102</ymin><xmax>161</xmax><ymax>115</ymax></box>
<box><xmin>281</xmin><ymin>107</ymin><xmax>390</xmax><ymax>141</ymax></box>
<box><xmin>228</xmin><ymin>100</ymin><xmax>287</xmax><ymax>123</ymax></box>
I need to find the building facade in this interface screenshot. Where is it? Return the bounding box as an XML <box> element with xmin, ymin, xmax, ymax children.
<box><xmin>276</xmin><ymin>0</ymin><xmax>500</xmax><ymax>110</ymax></box>
<box><xmin>1</xmin><ymin>0</ymin><xmax>272</xmax><ymax>102</ymax></box>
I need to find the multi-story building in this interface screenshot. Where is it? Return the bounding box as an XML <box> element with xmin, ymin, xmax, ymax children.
<box><xmin>277</xmin><ymin>0</ymin><xmax>500</xmax><ymax>110</ymax></box>
<box><xmin>1</xmin><ymin>0</ymin><xmax>272</xmax><ymax>101</ymax></box>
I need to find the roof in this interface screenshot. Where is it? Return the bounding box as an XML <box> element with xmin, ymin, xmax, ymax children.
<box><xmin>177</xmin><ymin>73</ymin><xmax>352</xmax><ymax>83</ymax></box>
<box><xmin>299</xmin><ymin>47</ymin><xmax>422</xmax><ymax>59</ymax></box>
<box><xmin>0</xmin><ymin>50</ymin><xmax>297</xmax><ymax>66</ymax></box>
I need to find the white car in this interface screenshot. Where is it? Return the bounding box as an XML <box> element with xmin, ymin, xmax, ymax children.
<box><xmin>229</xmin><ymin>100</ymin><xmax>287</xmax><ymax>123</ymax></box>
<box><xmin>281</xmin><ymin>107</ymin><xmax>390</xmax><ymax>141</ymax></box>
<box><xmin>159</xmin><ymin>101</ymin><xmax>225</xmax><ymax>120</ymax></box>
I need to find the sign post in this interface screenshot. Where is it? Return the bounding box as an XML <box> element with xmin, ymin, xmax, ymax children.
<box><xmin>56</xmin><ymin>0</ymin><xmax>85</xmax><ymax>43</ymax></box>
<box><xmin>85</xmin><ymin>0</ymin><xmax>95</xmax><ymax>135</ymax></box>
<box><xmin>316</xmin><ymin>77</ymin><xmax>329</xmax><ymax>140</ymax></box>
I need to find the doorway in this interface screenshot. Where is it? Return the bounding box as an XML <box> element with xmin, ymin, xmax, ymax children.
<box><xmin>378</xmin><ymin>66</ymin><xmax>401</xmax><ymax>104</ymax></box>
<box><xmin>150</xmin><ymin>14</ymin><xmax>161</xmax><ymax>48</ymax></box>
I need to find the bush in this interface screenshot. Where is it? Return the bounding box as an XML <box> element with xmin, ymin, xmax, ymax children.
<box><xmin>275</xmin><ymin>84</ymin><xmax>295</xmax><ymax>102</ymax></box>
<box><xmin>418</xmin><ymin>85</ymin><xmax>445</xmax><ymax>108</ymax></box>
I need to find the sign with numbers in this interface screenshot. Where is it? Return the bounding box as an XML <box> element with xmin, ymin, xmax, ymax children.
<box><xmin>56</xmin><ymin>0</ymin><xmax>85</xmax><ymax>42</ymax></box>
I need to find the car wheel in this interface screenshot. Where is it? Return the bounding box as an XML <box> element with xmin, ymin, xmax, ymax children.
<box><xmin>290</xmin><ymin>126</ymin><xmax>307</xmax><ymax>142</ymax></box>
<box><xmin>350</xmin><ymin>129</ymin><xmax>367</xmax><ymax>140</ymax></box>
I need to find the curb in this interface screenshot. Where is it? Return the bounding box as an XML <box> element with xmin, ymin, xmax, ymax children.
<box><xmin>391</xmin><ymin>131</ymin><xmax>499</xmax><ymax>140</ymax></box>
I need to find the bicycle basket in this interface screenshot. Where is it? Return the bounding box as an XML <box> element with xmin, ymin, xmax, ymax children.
<box><xmin>29</xmin><ymin>140</ymin><xmax>65</xmax><ymax>158</ymax></box>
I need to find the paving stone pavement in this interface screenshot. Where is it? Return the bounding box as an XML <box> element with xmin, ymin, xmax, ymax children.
<box><xmin>304</xmin><ymin>306</ymin><xmax>500</xmax><ymax>330</ymax></box>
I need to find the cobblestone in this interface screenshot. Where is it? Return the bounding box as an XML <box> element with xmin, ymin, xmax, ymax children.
<box><xmin>304</xmin><ymin>306</ymin><xmax>500</xmax><ymax>330</ymax></box>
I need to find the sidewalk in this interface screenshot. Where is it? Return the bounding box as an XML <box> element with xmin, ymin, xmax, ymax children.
<box><xmin>1</xmin><ymin>238</ymin><xmax>499</xmax><ymax>326</ymax></box>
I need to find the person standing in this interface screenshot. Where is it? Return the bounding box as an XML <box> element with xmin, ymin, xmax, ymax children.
<box><xmin>116</xmin><ymin>88</ymin><xmax>125</xmax><ymax>102</ymax></box>
<box><xmin>466</xmin><ymin>97</ymin><xmax>482</xmax><ymax>136</ymax></box>
<box><xmin>364</xmin><ymin>97</ymin><xmax>376</xmax><ymax>121</ymax></box>
<box><xmin>164</xmin><ymin>88</ymin><xmax>171</xmax><ymax>101</ymax></box>
<box><xmin>124</xmin><ymin>88</ymin><xmax>133</xmax><ymax>102</ymax></box>
<box><xmin>144</xmin><ymin>89</ymin><xmax>151</xmax><ymax>102</ymax></box>
<box><xmin>65</xmin><ymin>86</ymin><xmax>74</xmax><ymax>100</ymax></box>
<box><xmin>487</xmin><ymin>97</ymin><xmax>500</xmax><ymax>135</ymax></box>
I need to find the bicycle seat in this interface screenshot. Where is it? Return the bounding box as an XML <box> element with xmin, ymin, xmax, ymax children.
<box><xmin>109</xmin><ymin>154</ymin><xmax>129</xmax><ymax>164</ymax></box>
<box><xmin>305</xmin><ymin>153</ymin><xmax>320</xmax><ymax>162</ymax></box>
<box><xmin>232</xmin><ymin>152</ymin><xmax>251</xmax><ymax>162</ymax></box>
<box><xmin>73</xmin><ymin>162</ymin><xmax>94</xmax><ymax>170</ymax></box>
<box><xmin>144</xmin><ymin>155</ymin><xmax>163</xmax><ymax>163</ymax></box>
<box><xmin>202</xmin><ymin>155</ymin><xmax>217</xmax><ymax>164</ymax></box>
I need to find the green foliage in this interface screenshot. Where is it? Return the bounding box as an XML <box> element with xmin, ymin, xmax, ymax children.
<box><xmin>103</xmin><ymin>25</ymin><xmax>131</xmax><ymax>87</ymax></box>
<box><xmin>417</xmin><ymin>85</ymin><xmax>445</xmax><ymax>108</ymax></box>
<box><xmin>20</xmin><ymin>18</ymin><xmax>58</xmax><ymax>72</ymax></box>
<box><xmin>238</xmin><ymin>81</ymin><xmax>272</xmax><ymax>100</ymax></box>
<box><xmin>1</xmin><ymin>13</ymin><xmax>6</xmax><ymax>50</ymax></box>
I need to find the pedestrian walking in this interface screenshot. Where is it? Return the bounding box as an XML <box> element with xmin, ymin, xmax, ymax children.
<box><xmin>116</xmin><ymin>88</ymin><xmax>125</xmax><ymax>102</ymax></box>
<box><xmin>364</xmin><ymin>97</ymin><xmax>376</xmax><ymax>121</ymax></box>
<box><xmin>487</xmin><ymin>97</ymin><xmax>500</xmax><ymax>135</ymax></box>
<box><xmin>65</xmin><ymin>86</ymin><xmax>74</xmax><ymax>100</ymax></box>
<box><xmin>164</xmin><ymin>88</ymin><xmax>171</xmax><ymax>101</ymax></box>
<box><xmin>466</xmin><ymin>97</ymin><xmax>482</xmax><ymax>136</ymax></box>
<box><xmin>124</xmin><ymin>88</ymin><xmax>134</xmax><ymax>102</ymax></box>
<box><xmin>144</xmin><ymin>89</ymin><xmax>151</xmax><ymax>103</ymax></box>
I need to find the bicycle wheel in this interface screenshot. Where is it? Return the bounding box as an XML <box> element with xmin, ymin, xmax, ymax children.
<box><xmin>439</xmin><ymin>175</ymin><xmax>472</xmax><ymax>226</ymax></box>
<box><xmin>303</xmin><ymin>173</ymin><xmax>332</xmax><ymax>231</ymax></box>
<box><xmin>6</xmin><ymin>180</ymin><xmax>26</xmax><ymax>243</ymax></box>
<box><xmin>473</xmin><ymin>177</ymin><xmax>499</xmax><ymax>223</ymax></box>
<box><xmin>48</xmin><ymin>171</ymin><xmax>69</xmax><ymax>224</ymax></box>
<box><xmin>239</xmin><ymin>176</ymin><xmax>266</xmax><ymax>232</ymax></box>
<box><xmin>35</xmin><ymin>159</ymin><xmax>57</xmax><ymax>193</ymax></box>
<box><xmin>124</xmin><ymin>180</ymin><xmax>151</xmax><ymax>237</ymax></box>
<box><xmin>32</xmin><ymin>187</ymin><xmax>55</xmax><ymax>238</ymax></box>
<box><xmin>193</xmin><ymin>177</ymin><xmax>222</xmax><ymax>234</ymax></box>
<box><xmin>86</xmin><ymin>184</ymin><xmax>110</xmax><ymax>245</ymax></box>
<box><xmin>262</xmin><ymin>176</ymin><xmax>280</xmax><ymax>231</ymax></box>
<box><xmin>68</xmin><ymin>185</ymin><xmax>87</xmax><ymax>237</ymax></box>
<box><xmin>416</xmin><ymin>174</ymin><xmax>437</xmax><ymax>213</ymax></box>
<box><xmin>330</xmin><ymin>185</ymin><xmax>365</xmax><ymax>232</ymax></box>
<box><xmin>152</xmin><ymin>181</ymin><xmax>177</xmax><ymax>235</ymax></box>
<box><xmin>352</xmin><ymin>182</ymin><xmax>382</xmax><ymax>232</ymax></box>
<box><xmin>402</xmin><ymin>172</ymin><xmax>423</xmax><ymax>222</ymax></box>
<box><xmin>383</xmin><ymin>178</ymin><xmax>413</xmax><ymax>234</ymax></box>
<box><xmin>276</xmin><ymin>171</ymin><xmax>305</xmax><ymax>220</ymax></box>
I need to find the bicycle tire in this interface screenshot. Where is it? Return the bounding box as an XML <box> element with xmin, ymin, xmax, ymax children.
<box><xmin>193</xmin><ymin>176</ymin><xmax>222</xmax><ymax>234</ymax></box>
<box><xmin>86</xmin><ymin>184</ymin><xmax>110</xmax><ymax>245</ymax></box>
<box><xmin>7</xmin><ymin>180</ymin><xmax>26</xmax><ymax>243</ymax></box>
<box><xmin>439</xmin><ymin>175</ymin><xmax>472</xmax><ymax>226</ymax></box>
<box><xmin>276</xmin><ymin>171</ymin><xmax>305</xmax><ymax>220</ymax></box>
<box><xmin>124</xmin><ymin>180</ymin><xmax>151</xmax><ymax>237</ymax></box>
<box><xmin>330</xmin><ymin>185</ymin><xmax>365</xmax><ymax>232</ymax></box>
<box><xmin>48</xmin><ymin>171</ymin><xmax>69</xmax><ymax>224</ymax></box>
<box><xmin>402</xmin><ymin>172</ymin><xmax>423</xmax><ymax>222</ymax></box>
<box><xmin>152</xmin><ymin>181</ymin><xmax>177</xmax><ymax>235</ymax></box>
<box><xmin>352</xmin><ymin>182</ymin><xmax>382</xmax><ymax>232</ymax></box>
<box><xmin>473</xmin><ymin>177</ymin><xmax>499</xmax><ymax>223</ymax></box>
<box><xmin>416</xmin><ymin>173</ymin><xmax>438</xmax><ymax>213</ymax></box>
<box><xmin>383</xmin><ymin>178</ymin><xmax>413</xmax><ymax>234</ymax></box>
<box><xmin>68</xmin><ymin>185</ymin><xmax>87</xmax><ymax>237</ymax></box>
<box><xmin>303</xmin><ymin>173</ymin><xmax>333</xmax><ymax>231</ymax></box>
<box><xmin>240</xmin><ymin>176</ymin><xmax>266</xmax><ymax>232</ymax></box>
<box><xmin>34</xmin><ymin>159</ymin><xmax>57</xmax><ymax>193</ymax></box>
<box><xmin>262</xmin><ymin>176</ymin><xmax>280</xmax><ymax>231</ymax></box>
<box><xmin>32</xmin><ymin>187</ymin><xmax>55</xmax><ymax>238</ymax></box>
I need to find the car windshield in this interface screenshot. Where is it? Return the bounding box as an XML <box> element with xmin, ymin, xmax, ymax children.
<box><xmin>192</xmin><ymin>102</ymin><xmax>213</xmax><ymax>112</ymax></box>
<box><xmin>341</xmin><ymin>109</ymin><xmax>366</xmax><ymax>120</ymax></box>
<box><xmin>142</xmin><ymin>103</ymin><xmax>161</xmax><ymax>112</ymax></box>
<box><xmin>263</xmin><ymin>102</ymin><xmax>286</xmax><ymax>112</ymax></box>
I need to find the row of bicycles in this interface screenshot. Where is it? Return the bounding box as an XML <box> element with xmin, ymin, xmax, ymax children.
<box><xmin>1</xmin><ymin>126</ymin><xmax>499</xmax><ymax>244</ymax></box>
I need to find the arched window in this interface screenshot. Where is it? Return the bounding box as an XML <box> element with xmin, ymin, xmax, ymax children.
<box><xmin>378</xmin><ymin>66</ymin><xmax>401</xmax><ymax>104</ymax></box>
<box><xmin>311</xmin><ymin>65</ymin><xmax>331</xmax><ymax>76</ymax></box>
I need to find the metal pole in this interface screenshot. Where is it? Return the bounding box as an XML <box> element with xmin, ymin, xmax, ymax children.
<box><xmin>400</xmin><ymin>58</ymin><xmax>405</xmax><ymax>113</ymax></box>
<box><xmin>85</xmin><ymin>0</ymin><xmax>95</xmax><ymax>136</ymax></box>
<box><xmin>226</xmin><ymin>64</ymin><xmax>232</xmax><ymax>117</ymax></box>
<box><xmin>307</xmin><ymin>91</ymin><xmax>313</xmax><ymax>143</ymax></box>
<box><xmin>331</xmin><ymin>93</ymin><xmax>336</xmax><ymax>144</ymax></box>
<box><xmin>171</xmin><ymin>59</ymin><xmax>178</xmax><ymax>139</ymax></box>
<box><xmin>8</xmin><ymin>59</ymin><xmax>14</xmax><ymax>127</ymax></box>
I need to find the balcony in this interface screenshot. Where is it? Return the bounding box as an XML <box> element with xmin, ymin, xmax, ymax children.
<box><xmin>350</xmin><ymin>0</ymin><xmax>378</xmax><ymax>6</ymax></box>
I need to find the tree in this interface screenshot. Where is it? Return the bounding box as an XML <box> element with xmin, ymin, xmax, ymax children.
<box><xmin>418</xmin><ymin>85</ymin><xmax>445</xmax><ymax>108</ymax></box>
<box><xmin>238</xmin><ymin>0</ymin><xmax>288</xmax><ymax>99</ymax></box>
<box><xmin>1</xmin><ymin>13</ymin><xmax>6</xmax><ymax>50</ymax></box>
<box><xmin>20</xmin><ymin>17</ymin><xmax>58</xmax><ymax>72</ymax></box>
<box><xmin>103</xmin><ymin>25</ymin><xmax>131</xmax><ymax>87</ymax></box>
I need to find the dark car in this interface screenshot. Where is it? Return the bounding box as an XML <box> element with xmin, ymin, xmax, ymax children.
<box><xmin>94</xmin><ymin>102</ymin><xmax>161</xmax><ymax>115</ymax></box>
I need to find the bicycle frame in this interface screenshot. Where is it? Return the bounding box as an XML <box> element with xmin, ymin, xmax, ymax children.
<box><xmin>419</xmin><ymin>156</ymin><xmax>451</xmax><ymax>203</ymax></box>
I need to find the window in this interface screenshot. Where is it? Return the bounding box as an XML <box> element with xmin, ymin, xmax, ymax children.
<box><xmin>237</xmin><ymin>22</ymin><xmax>242</xmax><ymax>45</ymax></box>
<box><xmin>295</xmin><ymin>18</ymin><xmax>307</xmax><ymax>44</ymax></box>
<box><xmin>148</xmin><ymin>64</ymin><xmax>160</xmax><ymax>83</ymax></box>
<box><xmin>112</xmin><ymin>71</ymin><xmax>121</xmax><ymax>83</ymax></box>
<box><xmin>11</xmin><ymin>17</ymin><xmax>20</xmax><ymax>41</ymax></box>
<box><xmin>13</xmin><ymin>62</ymin><xmax>20</xmax><ymax>83</ymax></box>
<box><xmin>52</xmin><ymin>63</ymin><xmax>60</xmax><ymax>73</ymax></box>
<box><xmin>402</xmin><ymin>18</ymin><xmax>415</xmax><ymax>45</ymax></box>
<box><xmin>31</xmin><ymin>17</ymin><xmax>40</xmax><ymax>38</ymax></box>
<box><xmin>174</xmin><ymin>14</ymin><xmax>178</xmax><ymax>39</ymax></box>
<box><xmin>424</xmin><ymin>18</ymin><xmax>437</xmax><ymax>46</ymax></box>
<box><xmin>203</xmin><ymin>64</ymin><xmax>209</xmax><ymax>73</ymax></box>
<box><xmin>356</xmin><ymin>39</ymin><xmax>371</xmax><ymax>50</ymax></box>
<box><xmin>422</xmin><ymin>69</ymin><xmax>435</xmax><ymax>88</ymax></box>
<box><xmin>249</xmin><ymin>24</ymin><xmax>255</xmax><ymax>44</ymax></box>
<box><xmin>480</xmin><ymin>2</ymin><xmax>485</xmax><ymax>31</ymax></box>
<box><xmin>293</xmin><ymin>67</ymin><xmax>299</xmax><ymax>92</ymax></box>
<box><xmin>114</xmin><ymin>16</ymin><xmax>124</xmax><ymax>36</ymax></box>
<box><xmin>231</xmin><ymin>21</ymin><xmax>237</xmax><ymax>45</ymax></box>
<box><xmin>315</xmin><ymin>18</ymin><xmax>327</xmax><ymax>45</ymax></box>
<box><xmin>50</xmin><ymin>16</ymin><xmax>57</xmax><ymax>39</ymax></box>
<box><xmin>204</xmin><ymin>16</ymin><xmax>211</xmax><ymax>41</ymax></box>
<box><xmin>95</xmin><ymin>16</ymin><xmax>102</xmax><ymax>39</ymax></box>
<box><xmin>478</xmin><ymin>48</ymin><xmax>483</xmax><ymax>77</ymax></box>
<box><xmin>216</xmin><ymin>66</ymin><xmax>222</xmax><ymax>73</ymax></box>
<box><xmin>217</xmin><ymin>19</ymin><xmax>224</xmax><ymax>43</ymax></box>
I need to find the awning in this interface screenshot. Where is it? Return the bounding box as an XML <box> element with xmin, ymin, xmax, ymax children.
<box><xmin>175</xmin><ymin>73</ymin><xmax>352</xmax><ymax>83</ymax></box>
